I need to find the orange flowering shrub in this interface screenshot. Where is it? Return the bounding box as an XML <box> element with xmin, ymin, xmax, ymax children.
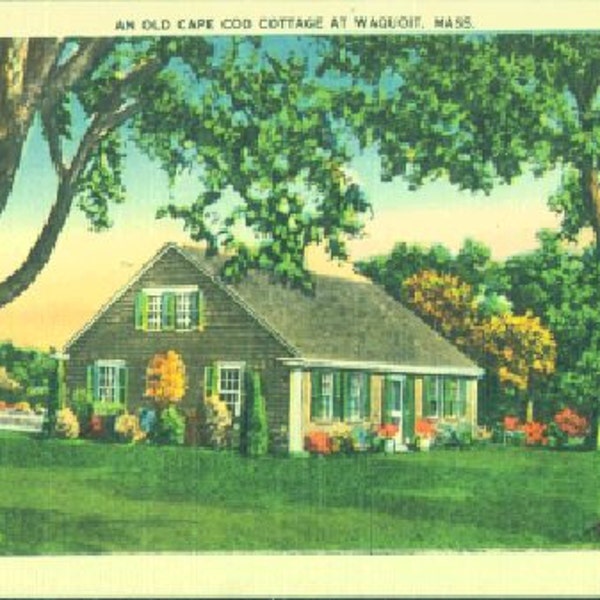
<box><xmin>305</xmin><ymin>430</ymin><xmax>331</xmax><ymax>454</ymax></box>
<box><xmin>415</xmin><ymin>418</ymin><xmax>437</xmax><ymax>439</ymax></box>
<box><xmin>554</xmin><ymin>407</ymin><xmax>588</xmax><ymax>437</ymax></box>
<box><xmin>503</xmin><ymin>415</ymin><xmax>520</xmax><ymax>431</ymax></box>
<box><xmin>378</xmin><ymin>424</ymin><xmax>399</xmax><ymax>439</ymax></box>
<box><xmin>522</xmin><ymin>421</ymin><xmax>547</xmax><ymax>446</ymax></box>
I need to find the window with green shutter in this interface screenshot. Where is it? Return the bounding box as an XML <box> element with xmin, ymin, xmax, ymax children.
<box><xmin>310</xmin><ymin>371</ymin><xmax>333</xmax><ymax>422</ymax></box>
<box><xmin>162</xmin><ymin>292</ymin><xmax>176</xmax><ymax>330</ymax></box>
<box><xmin>341</xmin><ymin>371</ymin><xmax>370</xmax><ymax>422</ymax></box>
<box><xmin>423</xmin><ymin>375</ymin><xmax>442</xmax><ymax>417</ymax></box>
<box><xmin>88</xmin><ymin>360</ymin><xmax>128</xmax><ymax>405</ymax></box>
<box><xmin>136</xmin><ymin>287</ymin><xmax>204</xmax><ymax>332</ymax></box>
<box><xmin>134</xmin><ymin>291</ymin><xmax>148</xmax><ymax>331</ymax></box>
<box><xmin>443</xmin><ymin>377</ymin><xmax>468</xmax><ymax>417</ymax></box>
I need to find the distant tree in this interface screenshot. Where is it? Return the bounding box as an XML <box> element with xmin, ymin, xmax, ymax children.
<box><xmin>472</xmin><ymin>312</ymin><xmax>557</xmax><ymax>421</ymax></box>
<box><xmin>402</xmin><ymin>270</ymin><xmax>478</xmax><ymax>348</ymax></box>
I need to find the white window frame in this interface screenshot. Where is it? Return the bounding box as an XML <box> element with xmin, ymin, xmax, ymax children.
<box><xmin>175</xmin><ymin>291</ymin><xmax>194</xmax><ymax>331</ymax></box>
<box><xmin>424</xmin><ymin>375</ymin><xmax>442</xmax><ymax>418</ymax></box>
<box><xmin>143</xmin><ymin>286</ymin><xmax>199</xmax><ymax>332</ymax></box>
<box><xmin>443</xmin><ymin>378</ymin><xmax>468</xmax><ymax>418</ymax></box>
<box><xmin>95</xmin><ymin>359</ymin><xmax>126</xmax><ymax>404</ymax></box>
<box><xmin>346</xmin><ymin>372</ymin><xmax>368</xmax><ymax>422</ymax></box>
<box><xmin>312</xmin><ymin>371</ymin><xmax>334</xmax><ymax>422</ymax></box>
<box><xmin>218</xmin><ymin>362</ymin><xmax>245</xmax><ymax>418</ymax></box>
<box><xmin>146</xmin><ymin>292</ymin><xmax>162</xmax><ymax>331</ymax></box>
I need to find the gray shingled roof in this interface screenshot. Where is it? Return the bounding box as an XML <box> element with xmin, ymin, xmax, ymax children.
<box><xmin>179</xmin><ymin>245</ymin><xmax>481</xmax><ymax>374</ymax></box>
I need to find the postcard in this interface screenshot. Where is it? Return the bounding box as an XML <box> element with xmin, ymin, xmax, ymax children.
<box><xmin>0</xmin><ymin>0</ymin><xmax>599</xmax><ymax>597</ymax></box>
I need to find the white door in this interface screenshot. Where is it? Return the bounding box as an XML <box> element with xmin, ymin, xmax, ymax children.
<box><xmin>388</xmin><ymin>376</ymin><xmax>405</xmax><ymax>441</ymax></box>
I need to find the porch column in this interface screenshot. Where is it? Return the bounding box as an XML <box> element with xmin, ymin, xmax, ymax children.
<box><xmin>288</xmin><ymin>368</ymin><xmax>303</xmax><ymax>453</ymax></box>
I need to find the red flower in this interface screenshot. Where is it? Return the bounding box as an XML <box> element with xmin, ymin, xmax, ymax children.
<box><xmin>305</xmin><ymin>431</ymin><xmax>331</xmax><ymax>454</ymax></box>
<box><xmin>503</xmin><ymin>415</ymin><xmax>520</xmax><ymax>431</ymax></box>
<box><xmin>521</xmin><ymin>421</ymin><xmax>547</xmax><ymax>445</ymax></box>
<box><xmin>415</xmin><ymin>418</ymin><xmax>436</xmax><ymax>438</ymax></box>
<box><xmin>378</xmin><ymin>424</ymin><xmax>399</xmax><ymax>439</ymax></box>
<box><xmin>554</xmin><ymin>407</ymin><xmax>588</xmax><ymax>437</ymax></box>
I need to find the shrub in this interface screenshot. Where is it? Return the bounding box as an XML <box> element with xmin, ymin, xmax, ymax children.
<box><xmin>202</xmin><ymin>395</ymin><xmax>232</xmax><ymax>450</ymax></box>
<box><xmin>305</xmin><ymin>430</ymin><xmax>331</xmax><ymax>454</ymax></box>
<box><xmin>378</xmin><ymin>423</ymin><xmax>399</xmax><ymax>439</ymax></box>
<box><xmin>522</xmin><ymin>421</ymin><xmax>547</xmax><ymax>446</ymax></box>
<box><xmin>154</xmin><ymin>406</ymin><xmax>185</xmax><ymax>446</ymax></box>
<box><xmin>330</xmin><ymin>422</ymin><xmax>353</xmax><ymax>453</ymax></box>
<box><xmin>244</xmin><ymin>371</ymin><xmax>269</xmax><ymax>457</ymax></box>
<box><xmin>415</xmin><ymin>418</ymin><xmax>437</xmax><ymax>439</ymax></box>
<box><xmin>71</xmin><ymin>389</ymin><xmax>94</xmax><ymax>436</ymax></box>
<box><xmin>115</xmin><ymin>413</ymin><xmax>146</xmax><ymax>443</ymax></box>
<box><xmin>554</xmin><ymin>407</ymin><xmax>588</xmax><ymax>438</ymax></box>
<box><xmin>55</xmin><ymin>407</ymin><xmax>80</xmax><ymax>439</ymax></box>
<box><xmin>13</xmin><ymin>401</ymin><xmax>32</xmax><ymax>413</ymax></box>
<box><xmin>503</xmin><ymin>415</ymin><xmax>520</xmax><ymax>431</ymax></box>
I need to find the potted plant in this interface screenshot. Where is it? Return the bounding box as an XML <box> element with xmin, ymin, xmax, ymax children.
<box><xmin>377</xmin><ymin>423</ymin><xmax>399</xmax><ymax>454</ymax></box>
<box><xmin>415</xmin><ymin>418</ymin><xmax>436</xmax><ymax>451</ymax></box>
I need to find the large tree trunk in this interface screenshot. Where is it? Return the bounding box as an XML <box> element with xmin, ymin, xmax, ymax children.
<box><xmin>0</xmin><ymin>40</ymin><xmax>62</xmax><ymax>215</ymax></box>
<box><xmin>0</xmin><ymin>38</ymin><xmax>119</xmax><ymax>309</ymax></box>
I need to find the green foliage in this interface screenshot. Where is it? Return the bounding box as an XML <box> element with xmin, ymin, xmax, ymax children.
<box><xmin>243</xmin><ymin>371</ymin><xmax>269</xmax><ymax>457</ymax></box>
<box><xmin>202</xmin><ymin>395</ymin><xmax>232</xmax><ymax>450</ymax></box>
<box><xmin>153</xmin><ymin>406</ymin><xmax>185</xmax><ymax>446</ymax></box>
<box><xmin>0</xmin><ymin>435</ymin><xmax>599</xmax><ymax>552</ymax></box>
<box><xmin>70</xmin><ymin>388</ymin><xmax>93</xmax><ymax>436</ymax></box>
<box><xmin>54</xmin><ymin>408</ymin><xmax>80</xmax><ymax>439</ymax></box>
<box><xmin>0</xmin><ymin>342</ymin><xmax>55</xmax><ymax>401</ymax></box>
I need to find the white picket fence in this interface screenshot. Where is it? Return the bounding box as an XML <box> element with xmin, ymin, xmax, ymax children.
<box><xmin>0</xmin><ymin>411</ymin><xmax>45</xmax><ymax>433</ymax></box>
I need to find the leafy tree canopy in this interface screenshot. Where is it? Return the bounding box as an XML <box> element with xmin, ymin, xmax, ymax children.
<box><xmin>0</xmin><ymin>36</ymin><xmax>367</xmax><ymax>307</ymax></box>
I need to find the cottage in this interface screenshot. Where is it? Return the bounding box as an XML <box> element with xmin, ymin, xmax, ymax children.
<box><xmin>65</xmin><ymin>243</ymin><xmax>483</xmax><ymax>452</ymax></box>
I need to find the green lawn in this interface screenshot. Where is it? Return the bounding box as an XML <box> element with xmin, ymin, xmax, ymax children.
<box><xmin>0</xmin><ymin>432</ymin><xmax>598</xmax><ymax>554</ymax></box>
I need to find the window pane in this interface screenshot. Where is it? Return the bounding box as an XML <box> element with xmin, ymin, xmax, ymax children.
<box><xmin>424</xmin><ymin>376</ymin><xmax>440</xmax><ymax>417</ymax></box>
<box><xmin>176</xmin><ymin>292</ymin><xmax>193</xmax><ymax>330</ymax></box>
<box><xmin>219</xmin><ymin>366</ymin><xmax>242</xmax><ymax>417</ymax></box>
<box><xmin>147</xmin><ymin>294</ymin><xmax>162</xmax><ymax>331</ymax></box>
<box><xmin>96</xmin><ymin>363</ymin><xmax>125</xmax><ymax>403</ymax></box>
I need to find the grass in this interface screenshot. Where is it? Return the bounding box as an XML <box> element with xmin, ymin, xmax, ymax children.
<box><xmin>0</xmin><ymin>432</ymin><xmax>598</xmax><ymax>554</ymax></box>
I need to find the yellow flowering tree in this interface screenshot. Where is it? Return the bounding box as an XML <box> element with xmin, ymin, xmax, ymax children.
<box><xmin>403</xmin><ymin>269</ymin><xmax>556</xmax><ymax>421</ymax></box>
<box><xmin>472</xmin><ymin>312</ymin><xmax>557</xmax><ymax>420</ymax></box>
<box><xmin>402</xmin><ymin>270</ymin><xmax>479</xmax><ymax>349</ymax></box>
<box><xmin>145</xmin><ymin>350</ymin><xmax>187</xmax><ymax>407</ymax></box>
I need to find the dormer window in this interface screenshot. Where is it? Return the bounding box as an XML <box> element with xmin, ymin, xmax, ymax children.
<box><xmin>135</xmin><ymin>286</ymin><xmax>205</xmax><ymax>332</ymax></box>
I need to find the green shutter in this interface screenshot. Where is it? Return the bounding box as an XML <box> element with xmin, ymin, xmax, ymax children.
<box><xmin>86</xmin><ymin>365</ymin><xmax>94</xmax><ymax>402</ymax></box>
<box><xmin>204</xmin><ymin>364</ymin><xmax>218</xmax><ymax>399</ymax></box>
<box><xmin>87</xmin><ymin>363</ymin><xmax>99</xmax><ymax>402</ymax></box>
<box><xmin>162</xmin><ymin>292</ymin><xmax>176</xmax><ymax>330</ymax></box>
<box><xmin>363</xmin><ymin>373</ymin><xmax>371</xmax><ymax>419</ymax></box>
<box><xmin>344</xmin><ymin>372</ymin><xmax>353</xmax><ymax>420</ymax></box>
<box><xmin>310</xmin><ymin>371</ymin><xmax>322</xmax><ymax>420</ymax></box>
<box><xmin>134</xmin><ymin>292</ymin><xmax>148</xmax><ymax>331</ymax></box>
<box><xmin>383</xmin><ymin>377</ymin><xmax>393</xmax><ymax>424</ymax></box>
<box><xmin>332</xmin><ymin>371</ymin><xmax>343</xmax><ymax>420</ymax></box>
<box><xmin>403</xmin><ymin>376</ymin><xmax>415</xmax><ymax>440</ymax></box>
<box><xmin>119</xmin><ymin>365</ymin><xmax>128</xmax><ymax>406</ymax></box>
<box><xmin>195</xmin><ymin>290</ymin><xmax>206</xmax><ymax>331</ymax></box>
